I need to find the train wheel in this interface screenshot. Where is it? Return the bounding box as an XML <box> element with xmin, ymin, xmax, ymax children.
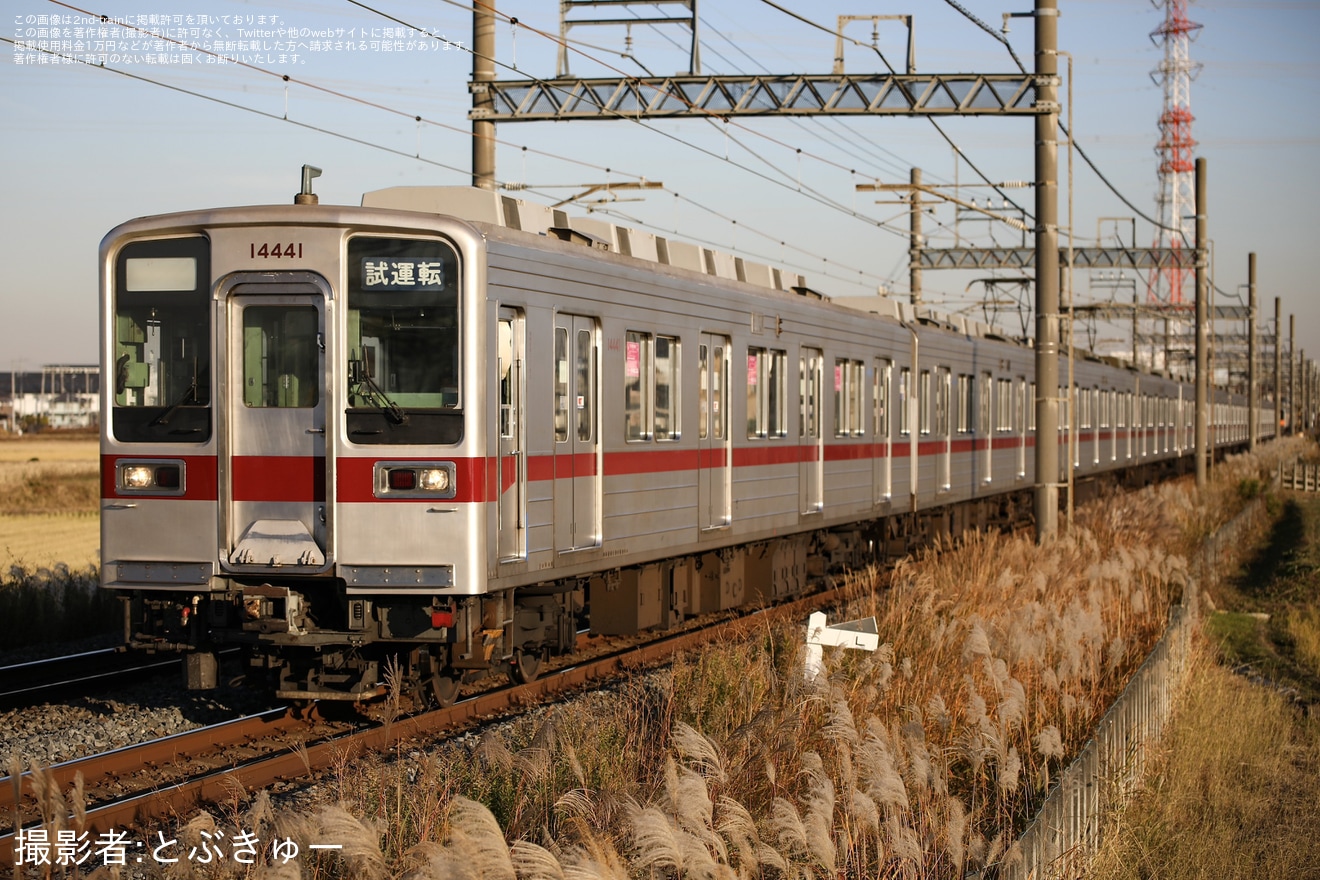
<box><xmin>428</xmin><ymin>673</ymin><xmax>460</xmax><ymax>708</ymax></box>
<box><xmin>509</xmin><ymin>649</ymin><xmax>541</xmax><ymax>684</ymax></box>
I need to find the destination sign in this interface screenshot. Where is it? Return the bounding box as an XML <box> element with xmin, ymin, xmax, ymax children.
<box><xmin>361</xmin><ymin>257</ymin><xmax>446</xmax><ymax>291</ymax></box>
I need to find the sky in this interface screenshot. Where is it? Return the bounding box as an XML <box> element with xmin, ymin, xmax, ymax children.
<box><xmin>2</xmin><ymin>0</ymin><xmax>1317</xmax><ymax>376</ymax></box>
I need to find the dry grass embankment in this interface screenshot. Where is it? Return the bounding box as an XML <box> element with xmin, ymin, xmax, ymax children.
<box><xmin>0</xmin><ymin>434</ymin><xmax>112</xmax><ymax>652</ymax></box>
<box><xmin>1088</xmin><ymin>461</ymin><xmax>1320</xmax><ymax>879</ymax></box>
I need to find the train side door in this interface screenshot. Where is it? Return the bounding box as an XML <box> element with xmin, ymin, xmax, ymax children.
<box><xmin>800</xmin><ymin>347</ymin><xmax>823</xmax><ymax>514</ymax></box>
<box><xmin>221</xmin><ymin>278</ymin><xmax>330</xmax><ymax>571</ymax></box>
<box><xmin>699</xmin><ymin>334</ymin><xmax>731</xmax><ymax>529</ymax></box>
<box><xmin>554</xmin><ymin>314</ymin><xmax>600</xmax><ymax>552</ymax></box>
<box><xmin>497</xmin><ymin>308</ymin><xmax>526</xmax><ymax>561</ymax></box>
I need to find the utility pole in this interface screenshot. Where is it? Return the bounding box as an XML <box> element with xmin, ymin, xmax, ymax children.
<box><xmin>1275</xmin><ymin>297</ymin><xmax>1283</xmax><ymax>436</ymax></box>
<box><xmin>1289</xmin><ymin>314</ymin><xmax>1296</xmax><ymax>434</ymax></box>
<box><xmin>909</xmin><ymin>167</ymin><xmax>923</xmax><ymax>307</ymax></box>
<box><xmin>472</xmin><ymin>0</ymin><xmax>496</xmax><ymax>189</ymax></box>
<box><xmin>1194</xmin><ymin>157</ymin><xmax>1207</xmax><ymax>490</ymax></box>
<box><xmin>1034</xmin><ymin>0</ymin><xmax>1060</xmax><ymax>540</ymax></box>
<box><xmin>1247</xmin><ymin>252</ymin><xmax>1257</xmax><ymax>451</ymax></box>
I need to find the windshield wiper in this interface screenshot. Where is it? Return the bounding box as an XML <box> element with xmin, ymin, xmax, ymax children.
<box><xmin>351</xmin><ymin>359</ymin><xmax>408</xmax><ymax>425</ymax></box>
<box><xmin>151</xmin><ymin>366</ymin><xmax>200</xmax><ymax>427</ymax></box>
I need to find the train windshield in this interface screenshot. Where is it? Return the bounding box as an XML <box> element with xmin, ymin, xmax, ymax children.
<box><xmin>111</xmin><ymin>237</ymin><xmax>212</xmax><ymax>442</ymax></box>
<box><xmin>346</xmin><ymin>236</ymin><xmax>461</xmax><ymax>444</ymax></box>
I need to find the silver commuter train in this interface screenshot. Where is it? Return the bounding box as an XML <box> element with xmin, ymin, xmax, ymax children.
<box><xmin>100</xmin><ymin>181</ymin><xmax>1263</xmax><ymax>704</ymax></box>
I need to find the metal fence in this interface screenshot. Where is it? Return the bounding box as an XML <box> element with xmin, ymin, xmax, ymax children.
<box><xmin>1001</xmin><ymin>496</ymin><xmax>1267</xmax><ymax>880</ymax></box>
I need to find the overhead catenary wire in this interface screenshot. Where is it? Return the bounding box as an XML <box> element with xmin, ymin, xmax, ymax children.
<box><xmin>348</xmin><ymin>0</ymin><xmax>916</xmax><ymax>240</ymax></box>
<box><xmin>31</xmin><ymin>2</ymin><xmax>895</xmax><ymax>287</ymax></box>
<box><xmin>752</xmin><ymin>0</ymin><xmax>1034</xmax><ymax>222</ymax></box>
<box><xmin>936</xmin><ymin>0</ymin><xmax>1192</xmax><ymax>245</ymax></box>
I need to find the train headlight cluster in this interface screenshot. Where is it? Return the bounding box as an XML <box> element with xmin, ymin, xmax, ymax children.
<box><xmin>116</xmin><ymin>460</ymin><xmax>185</xmax><ymax>495</ymax></box>
<box><xmin>376</xmin><ymin>461</ymin><xmax>456</xmax><ymax>499</ymax></box>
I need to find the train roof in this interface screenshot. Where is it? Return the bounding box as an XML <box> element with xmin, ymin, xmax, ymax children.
<box><xmin>360</xmin><ymin>186</ymin><xmax>997</xmax><ymax>342</ymax></box>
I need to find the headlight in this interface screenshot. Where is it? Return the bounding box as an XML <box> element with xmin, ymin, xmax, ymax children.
<box><xmin>116</xmin><ymin>460</ymin><xmax>185</xmax><ymax>495</ymax></box>
<box><xmin>122</xmin><ymin>465</ymin><xmax>154</xmax><ymax>489</ymax></box>
<box><xmin>376</xmin><ymin>462</ymin><xmax>456</xmax><ymax>499</ymax></box>
<box><xmin>417</xmin><ymin>468</ymin><xmax>450</xmax><ymax>493</ymax></box>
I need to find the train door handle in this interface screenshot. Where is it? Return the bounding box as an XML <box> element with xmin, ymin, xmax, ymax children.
<box><xmin>306</xmin><ymin>427</ymin><xmax>325</xmax><ymax>434</ymax></box>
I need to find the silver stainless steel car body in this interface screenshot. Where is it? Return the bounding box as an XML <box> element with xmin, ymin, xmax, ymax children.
<box><xmin>99</xmin><ymin>186</ymin><xmax>1265</xmax><ymax>701</ymax></box>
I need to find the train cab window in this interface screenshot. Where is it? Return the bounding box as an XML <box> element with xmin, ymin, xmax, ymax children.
<box><xmin>112</xmin><ymin>236</ymin><xmax>212</xmax><ymax>442</ymax></box>
<box><xmin>747</xmin><ymin>347</ymin><xmax>787</xmax><ymax>439</ymax></box>
<box><xmin>345</xmin><ymin>236</ymin><xmax>460</xmax><ymax>444</ymax></box>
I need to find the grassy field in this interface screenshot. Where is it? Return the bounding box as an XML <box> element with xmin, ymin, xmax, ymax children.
<box><xmin>0</xmin><ymin>434</ymin><xmax>100</xmax><ymax>569</ymax></box>
<box><xmin>1090</xmin><ymin>489</ymin><xmax>1320</xmax><ymax>879</ymax></box>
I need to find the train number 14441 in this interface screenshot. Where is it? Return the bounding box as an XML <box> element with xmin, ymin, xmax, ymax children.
<box><xmin>250</xmin><ymin>242</ymin><xmax>303</xmax><ymax>259</ymax></box>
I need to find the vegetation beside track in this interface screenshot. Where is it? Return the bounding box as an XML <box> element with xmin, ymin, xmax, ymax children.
<box><xmin>1089</xmin><ymin>464</ymin><xmax>1320</xmax><ymax>879</ymax></box>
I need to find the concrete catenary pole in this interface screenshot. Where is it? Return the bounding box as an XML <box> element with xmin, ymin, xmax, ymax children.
<box><xmin>1289</xmin><ymin>314</ymin><xmax>1297</xmax><ymax>434</ymax></box>
<box><xmin>1033</xmin><ymin>0</ymin><xmax>1061</xmax><ymax>541</ymax></box>
<box><xmin>1247</xmin><ymin>253</ymin><xmax>1258</xmax><ymax>451</ymax></box>
<box><xmin>1194</xmin><ymin>157</ymin><xmax>1207</xmax><ymax>490</ymax></box>
<box><xmin>909</xmin><ymin>167</ymin><xmax>923</xmax><ymax>307</ymax></box>
<box><xmin>472</xmin><ymin>0</ymin><xmax>497</xmax><ymax>189</ymax></box>
<box><xmin>1275</xmin><ymin>297</ymin><xmax>1283</xmax><ymax>436</ymax></box>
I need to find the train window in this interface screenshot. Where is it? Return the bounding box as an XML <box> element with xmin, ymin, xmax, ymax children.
<box><xmin>834</xmin><ymin>359</ymin><xmax>864</xmax><ymax>437</ymax></box>
<box><xmin>976</xmin><ymin>373</ymin><xmax>991</xmax><ymax>435</ymax></box>
<box><xmin>345</xmin><ymin>236</ymin><xmax>461</xmax><ymax>444</ymax></box>
<box><xmin>111</xmin><ymin>236</ymin><xmax>211</xmax><ymax>442</ymax></box>
<box><xmin>747</xmin><ymin>347</ymin><xmax>787</xmax><ymax>439</ymax></box>
<box><xmin>241</xmin><ymin>307</ymin><xmax>319</xmax><ymax>407</ymax></box>
<box><xmin>874</xmin><ymin>359</ymin><xmax>892</xmax><ymax>439</ymax></box>
<box><xmin>554</xmin><ymin>328</ymin><xmax>569</xmax><ymax>442</ymax></box>
<box><xmin>576</xmin><ymin>329</ymin><xmax>594</xmax><ymax>442</ymax></box>
<box><xmin>1080</xmin><ymin>387</ymin><xmax>1091</xmax><ymax>430</ymax></box>
<box><xmin>919</xmin><ymin>370</ymin><xmax>932</xmax><ymax>435</ymax></box>
<box><xmin>699</xmin><ymin>341</ymin><xmax>727</xmax><ymax>441</ymax></box>
<box><xmin>625</xmin><ymin>331</ymin><xmax>652</xmax><ymax>442</ymax></box>
<box><xmin>655</xmin><ymin>335</ymin><xmax>680</xmax><ymax>441</ymax></box>
<box><xmin>956</xmin><ymin>374</ymin><xmax>972</xmax><ymax>434</ymax></box>
<box><xmin>934</xmin><ymin>368</ymin><xmax>950</xmax><ymax>437</ymax></box>
<box><xmin>899</xmin><ymin>368</ymin><xmax>912</xmax><ymax>435</ymax></box>
<box><xmin>997</xmin><ymin>379</ymin><xmax>1013</xmax><ymax>431</ymax></box>
<box><xmin>1028</xmin><ymin>382</ymin><xmax>1037</xmax><ymax>431</ymax></box>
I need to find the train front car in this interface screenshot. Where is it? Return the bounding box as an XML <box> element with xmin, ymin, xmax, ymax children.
<box><xmin>100</xmin><ymin>197</ymin><xmax>544</xmax><ymax>706</ymax></box>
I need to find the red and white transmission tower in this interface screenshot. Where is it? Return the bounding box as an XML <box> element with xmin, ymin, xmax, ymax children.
<box><xmin>1149</xmin><ymin>0</ymin><xmax>1202</xmax><ymax>310</ymax></box>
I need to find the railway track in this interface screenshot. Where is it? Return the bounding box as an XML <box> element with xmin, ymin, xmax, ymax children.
<box><xmin>0</xmin><ymin>648</ymin><xmax>181</xmax><ymax>710</ymax></box>
<box><xmin>0</xmin><ymin>582</ymin><xmax>847</xmax><ymax>870</ymax></box>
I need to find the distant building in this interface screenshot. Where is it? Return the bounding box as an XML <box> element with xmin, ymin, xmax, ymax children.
<box><xmin>2</xmin><ymin>365</ymin><xmax>99</xmax><ymax>431</ymax></box>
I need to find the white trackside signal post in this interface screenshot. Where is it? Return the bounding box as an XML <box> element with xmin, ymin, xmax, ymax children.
<box><xmin>804</xmin><ymin>612</ymin><xmax>880</xmax><ymax>681</ymax></box>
